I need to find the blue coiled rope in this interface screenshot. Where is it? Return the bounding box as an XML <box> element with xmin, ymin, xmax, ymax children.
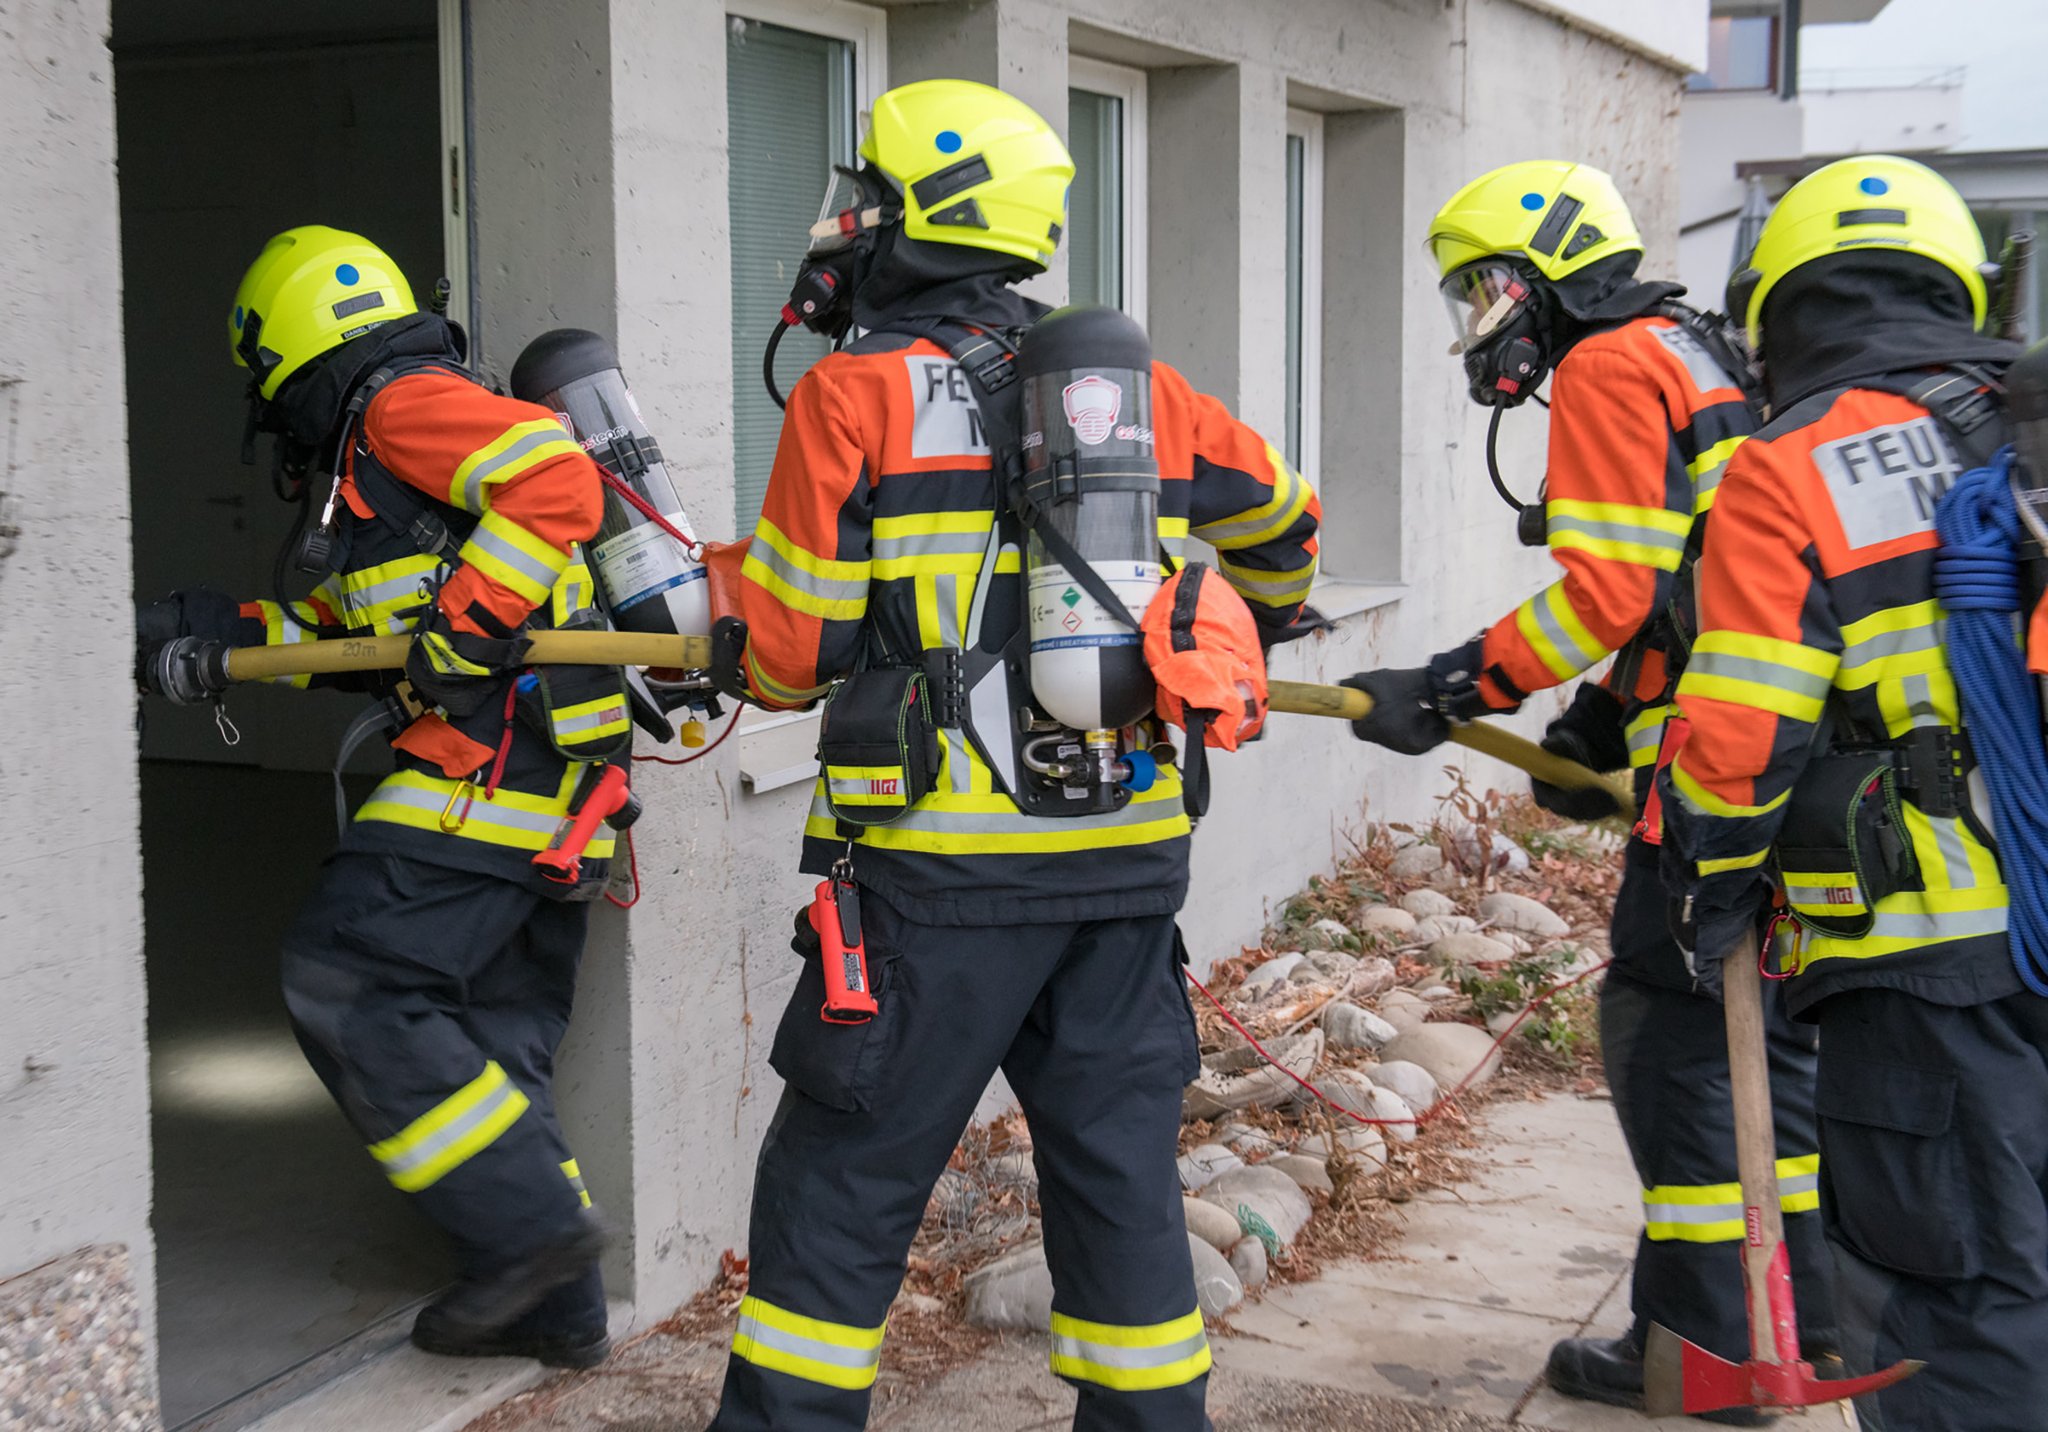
<box><xmin>1932</xmin><ymin>447</ymin><xmax>2048</xmax><ymax>995</ymax></box>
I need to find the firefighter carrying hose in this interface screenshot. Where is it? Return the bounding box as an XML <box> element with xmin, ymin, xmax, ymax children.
<box><xmin>134</xmin><ymin>227</ymin><xmax>620</xmax><ymax>1368</ymax></box>
<box><xmin>704</xmin><ymin>80</ymin><xmax>1319</xmax><ymax>1432</ymax></box>
<box><xmin>1340</xmin><ymin>163</ymin><xmax>1832</xmax><ymax>1423</ymax></box>
<box><xmin>1662</xmin><ymin>156</ymin><xmax>2037</xmax><ymax>1432</ymax></box>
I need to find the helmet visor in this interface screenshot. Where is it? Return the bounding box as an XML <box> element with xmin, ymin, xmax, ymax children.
<box><xmin>1441</xmin><ymin>261</ymin><xmax>1536</xmax><ymax>354</ymax></box>
<box><xmin>807</xmin><ymin>165</ymin><xmax>898</xmax><ymax>258</ymax></box>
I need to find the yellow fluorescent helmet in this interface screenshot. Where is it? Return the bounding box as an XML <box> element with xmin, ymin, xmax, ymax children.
<box><xmin>858</xmin><ymin>79</ymin><xmax>1075</xmax><ymax>270</ymax></box>
<box><xmin>1426</xmin><ymin>160</ymin><xmax>1643</xmax><ymax>283</ymax></box>
<box><xmin>230</xmin><ymin>225</ymin><xmax>418</xmax><ymax>399</ymax></box>
<box><xmin>1729</xmin><ymin>155</ymin><xmax>1988</xmax><ymax>346</ymax></box>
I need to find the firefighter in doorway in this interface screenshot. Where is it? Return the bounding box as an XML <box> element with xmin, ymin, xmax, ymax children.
<box><xmin>1339</xmin><ymin>162</ymin><xmax>1832</xmax><ymax>1423</ymax></box>
<box><xmin>1664</xmin><ymin>155</ymin><xmax>2035</xmax><ymax>1432</ymax></box>
<box><xmin>136</xmin><ymin>226</ymin><xmax>616</xmax><ymax>1369</ymax></box>
<box><xmin>705</xmin><ymin>79</ymin><xmax>1319</xmax><ymax>1431</ymax></box>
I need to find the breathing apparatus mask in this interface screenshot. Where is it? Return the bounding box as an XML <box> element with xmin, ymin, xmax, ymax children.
<box><xmin>763</xmin><ymin>164</ymin><xmax>904</xmax><ymax>407</ymax></box>
<box><xmin>1442</xmin><ymin>260</ymin><xmax>1553</xmax><ymax>547</ymax></box>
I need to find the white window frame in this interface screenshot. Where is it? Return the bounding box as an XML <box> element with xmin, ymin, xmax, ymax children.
<box><xmin>1068</xmin><ymin>56</ymin><xmax>1148</xmax><ymax>324</ymax></box>
<box><xmin>723</xmin><ymin>0</ymin><xmax>887</xmax><ymax>761</ymax></box>
<box><xmin>1285</xmin><ymin>107</ymin><xmax>1324</xmax><ymax>486</ymax></box>
<box><xmin>436</xmin><ymin>0</ymin><xmax>473</xmax><ymax>335</ymax></box>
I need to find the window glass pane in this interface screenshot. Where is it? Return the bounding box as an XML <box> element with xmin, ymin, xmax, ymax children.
<box><xmin>1067</xmin><ymin>88</ymin><xmax>1121</xmax><ymax>309</ymax></box>
<box><xmin>1284</xmin><ymin>132</ymin><xmax>1306</xmax><ymax>472</ymax></box>
<box><xmin>1690</xmin><ymin>14</ymin><xmax>1777</xmax><ymax>91</ymax></box>
<box><xmin>728</xmin><ymin>18</ymin><xmax>854</xmax><ymax>534</ymax></box>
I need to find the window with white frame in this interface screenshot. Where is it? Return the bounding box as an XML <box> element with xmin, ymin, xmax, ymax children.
<box><xmin>726</xmin><ymin>0</ymin><xmax>884</xmax><ymax>535</ymax></box>
<box><xmin>1066</xmin><ymin>57</ymin><xmax>1147</xmax><ymax>321</ymax></box>
<box><xmin>1284</xmin><ymin>108</ymin><xmax>1323</xmax><ymax>480</ymax></box>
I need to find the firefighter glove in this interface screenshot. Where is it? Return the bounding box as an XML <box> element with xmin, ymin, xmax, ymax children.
<box><xmin>1340</xmin><ymin>667</ymin><xmax>1451</xmax><ymax>755</ymax></box>
<box><xmin>707</xmin><ymin>615</ymin><xmax>753</xmax><ymax>704</ymax></box>
<box><xmin>135</xmin><ymin>588</ymin><xmax>243</xmax><ymax>688</ymax></box>
<box><xmin>140</xmin><ymin>636</ymin><xmax>233</xmax><ymax>706</ymax></box>
<box><xmin>406</xmin><ymin>607</ymin><xmax>528</xmax><ymax>718</ymax></box>
<box><xmin>1532</xmin><ymin>686</ymin><xmax>1629</xmax><ymax>821</ymax></box>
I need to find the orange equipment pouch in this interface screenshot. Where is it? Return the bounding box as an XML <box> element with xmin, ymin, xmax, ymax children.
<box><xmin>1142</xmin><ymin>562</ymin><xmax>1268</xmax><ymax>750</ymax></box>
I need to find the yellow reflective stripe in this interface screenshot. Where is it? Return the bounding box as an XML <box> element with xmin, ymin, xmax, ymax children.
<box><xmin>1192</xmin><ymin>446</ymin><xmax>1314</xmax><ymax>550</ymax></box>
<box><xmin>551</xmin><ymin>694</ymin><xmax>631</xmax><ymax>744</ymax></box>
<box><xmin>357</xmin><ymin>768</ymin><xmax>616</xmax><ymax>856</ymax></box>
<box><xmin>1836</xmin><ymin>601</ymin><xmax>1947</xmax><ymax>690</ymax></box>
<box><xmin>1681</xmin><ymin>631</ymin><xmax>1838</xmax><ymax>723</ymax></box>
<box><xmin>805</xmin><ymin>780</ymin><xmax>1190</xmax><ymax>855</ymax></box>
<box><xmin>1545</xmin><ymin>500</ymin><xmax>1690</xmax><ymax>571</ymax></box>
<box><xmin>745</xmin><ymin>649</ymin><xmax>829</xmax><ymax>706</ymax></box>
<box><xmin>341</xmin><ymin>555</ymin><xmax>444</xmax><ymax>631</ymax></box>
<box><xmin>1699</xmin><ymin>849</ymin><xmax>1771</xmax><ymax>876</ymax></box>
<box><xmin>1217</xmin><ymin>554</ymin><xmax>1316</xmax><ymax>608</ymax></box>
<box><xmin>1689</xmin><ymin>435</ymin><xmax>1745</xmax><ymax>514</ymax></box>
<box><xmin>449</xmin><ymin>418</ymin><xmax>582</xmax><ymax>512</ymax></box>
<box><xmin>1158</xmin><ymin>514</ymin><xmax>1190</xmax><ymax>557</ymax></box>
<box><xmin>1691</xmin><ymin>630</ymin><xmax>1838</xmax><ymax>677</ymax></box>
<box><xmin>1515</xmin><ymin>582</ymin><xmax>1611</xmax><ymax>682</ymax></box>
<box><xmin>367</xmin><ymin>1061</ymin><xmax>530</xmax><ymax>1192</ymax></box>
<box><xmin>1547</xmin><ymin>529</ymin><xmax>1686</xmax><ymax>571</ymax></box>
<box><xmin>1643</xmin><ymin>1155</ymin><xmax>1823</xmax><ymax>1243</ymax></box>
<box><xmin>1546</xmin><ymin>498</ymin><xmax>1693</xmax><ymax>536</ymax></box>
<box><xmin>731</xmin><ymin>1296</ymin><xmax>884</xmax><ymax>1391</ymax></box>
<box><xmin>1669</xmin><ymin>760</ymin><xmax>1789</xmax><ymax>821</ymax></box>
<box><xmin>459</xmin><ymin>508</ymin><xmax>569</xmax><ymax>607</ymax></box>
<box><xmin>1788</xmin><ymin>885</ymin><xmax>2010</xmax><ymax>969</ymax></box>
<box><xmin>1626</xmin><ymin>704</ymin><xmax>1672</xmax><ymax>768</ymax></box>
<box><xmin>561</xmin><ymin>1157</ymin><xmax>591</xmax><ymax>1208</ymax></box>
<box><xmin>1048</xmin><ymin>1308</ymin><xmax>1211</xmax><ymax>1392</ymax></box>
<box><xmin>746</xmin><ymin>518</ymin><xmax>870</xmax><ymax>620</ymax></box>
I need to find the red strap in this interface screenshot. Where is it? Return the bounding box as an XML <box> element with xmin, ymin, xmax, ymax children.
<box><xmin>483</xmin><ymin>679</ymin><xmax>519</xmax><ymax>798</ymax></box>
<box><xmin>1633</xmin><ymin>715</ymin><xmax>1693</xmax><ymax>846</ymax></box>
<box><xmin>594</xmin><ymin>465</ymin><xmax>699</xmax><ymax>555</ymax></box>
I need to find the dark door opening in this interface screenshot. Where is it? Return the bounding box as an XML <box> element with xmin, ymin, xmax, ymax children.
<box><xmin>113</xmin><ymin>3</ymin><xmax>463</xmax><ymax>1424</ymax></box>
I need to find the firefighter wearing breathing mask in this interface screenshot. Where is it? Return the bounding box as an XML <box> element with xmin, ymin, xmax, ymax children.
<box><xmin>705</xmin><ymin>79</ymin><xmax>1319</xmax><ymax>1432</ymax></box>
<box><xmin>133</xmin><ymin>226</ymin><xmax>617</xmax><ymax>1370</ymax></box>
<box><xmin>1339</xmin><ymin>162</ymin><xmax>1832</xmax><ymax>1423</ymax></box>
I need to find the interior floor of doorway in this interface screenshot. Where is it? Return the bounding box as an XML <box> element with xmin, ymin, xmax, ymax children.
<box><xmin>146</xmin><ymin>762</ymin><xmax>452</xmax><ymax>1428</ymax></box>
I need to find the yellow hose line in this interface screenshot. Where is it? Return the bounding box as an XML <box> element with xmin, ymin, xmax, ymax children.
<box><xmin>224</xmin><ymin>636</ymin><xmax>1628</xmax><ymax>810</ymax></box>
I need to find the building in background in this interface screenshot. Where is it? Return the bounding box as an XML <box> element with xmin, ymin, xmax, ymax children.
<box><xmin>0</xmin><ymin>2</ymin><xmax>1707</xmax><ymax>1427</ymax></box>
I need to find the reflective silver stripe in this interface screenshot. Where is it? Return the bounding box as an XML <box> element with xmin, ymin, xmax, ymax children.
<box><xmin>874</xmin><ymin>529</ymin><xmax>991</xmax><ymax>563</ymax></box>
<box><xmin>373</xmin><ymin>1077</ymin><xmax>524</xmax><ymax>1181</ymax></box>
<box><xmin>885</xmin><ymin>796</ymin><xmax>1170</xmax><ymax>836</ymax></box>
<box><xmin>945</xmin><ymin>728</ymin><xmax>975</xmax><ymax>795</ymax></box>
<box><xmin>1694</xmin><ymin>461</ymin><xmax>1726</xmax><ymax>506</ymax></box>
<box><xmin>1686</xmin><ymin>650</ymin><xmax>1834</xmax><ymax>703</ymax></box>
<box><xmin>361</xmin><ymin>782</ymin><xmax>565</xmax><ymax>834</ymax></box>
<box><xmin>1532</xmin><ymin>588</ymin><xmax>1607</xmax><ymax>668</ymax></box>
<box><xmin>465</xmin><ymin>523</ymin><xmax>565</xmax><ymax>590</ymax></box>
<box><xmin>1222</xmin><ymin>565</ymin><xmax>1315</xmax><ymax>600</ymax></box>
<box><xmin>1930</xmin><ymin>815</ymin><xmax>1977</xmax><ymax>891</ymax></box>
<box><xmin>1840</xmin><ymin>620</ymin><xmax>1945</xmax><ymax>673</ymax></box>
<box><xmin>1783</xmin><ymin>882</ymin><xmax>1862</xmax><ymax>908</ymax></box>
<box><xmin>732</xmin><ymin>1314</ymin><xmax>882</xmax><ymax>1372</ymax></box>
<box><xmin>343</xmin><ymin>566</ymin><xmax>441</xmax><ymax>619</ymax></box>
<box><xmin>1194</xmin><ymin>465</ymin><xmax>1306</xmax><ymax>545</ymax></box>
<box><xmin>748</xmin><ymin>538</ymin><xmax>870</xmax><ymax>604</ymax></box>
<box><xmin>1643</xmin><ymin>1200</ymin><xmax>1740</xmax><ymax>1226</ymax></box>
<box><xmin>1864</xmin><ymin>905</ymin><xmax>2008</xmax><ymax>942</ymax></box>
<box><xmin>1779</xmin><ymin>1171</ymin><xmax>1819</xmax><ymax>1202</ymax></box>
<box><xmin>1544</xmin><ymin>513</ymin><xmax>1689</xmax><ymax>556</ymax></box>
<box><xmin>461</xmin><ymin>429</ymin><xmax>570</xmax><ymax>511</ymax></box>
<box><xmin>551</xmin><ymin>708</ymin><xmax>625</xmax><ymax>737</ymax></box>
<box><xmin>1049</xmin><ymin>1332</ymin><xmax>1210</xmax><ymax>1371</ymax></box>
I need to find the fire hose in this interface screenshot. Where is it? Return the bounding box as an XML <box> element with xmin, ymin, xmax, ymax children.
<box><xmin>216</xmin><ymin>631</ymin><xmax>1633</xmax><ymax>814</ymax></box>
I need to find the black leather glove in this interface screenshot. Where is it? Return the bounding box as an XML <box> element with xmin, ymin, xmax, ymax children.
<box><xmin>136</xmin><ymin>588</ymin><xmax>243</xmax><ymax>689</ymax></box>
<box><xmin>405</xmin><ymin>607</ymin><xmax>528</xmax><ymax>718</ymax></box>
<box><xmin>1339</xmin><ymin>668</ymin><xmax>1451</xmax><ymax>755</ymax></box>
<box><xmin>1532</xmin><ymin>686</ymin><xmax>1630</xmax><ymax>821</ymax></box>
<box><xmin>707</xmin><ymin>615</ymin><xmax>753</xmax><ymax>704</ymax></box>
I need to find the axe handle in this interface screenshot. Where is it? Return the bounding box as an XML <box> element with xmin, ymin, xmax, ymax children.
<box><xmin>1725</xmin><ymin>933</ymin><xmax>1794</xmax><ymax>1366</ymax></box>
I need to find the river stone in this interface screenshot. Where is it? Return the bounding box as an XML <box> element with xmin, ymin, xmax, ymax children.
<box><xmin>1228</xmin><ymin>1233</ymin><xmax>1269</xmax><ymax>1291</ymax></box>
<box><xmin>1400</xmin><ymin>888</ymin><xmax>1458</xmax><ymax>919</ymax></box>
<box><xmin>1478</xmin><ymin>891</ymin><xmax>1571</xmax><ymax>938</ymax></box>
<box><xmin>1305</xmin><ymin>948</ymin><xmax>1359</xmax><ymax>981</ymax></box>
<box><xmin>1369</xmin><ymin>1059</ymin><xmax>1442</xmax><ymax>1114</ymax></box>
<box><xmin>964</xmin><ymin>1242</ymin><xmax>1055</xmax><ymax>1330</ymax></box>
<box><xmin>1358</xmin><ymin>1081</ymin><xmax>1421</xmax><ymax>1142</ymax></box>
<box><xmin>1268</xmin><ymin>1153</ymin><xmax>1335</xmax><ymax>1197</ymax></box>
<box><xmin>1429</xmin><ymin>931</ymin><xmax>1515</xmax><ymax>968</ymax></box>
<box><xmin>1377</xmin><ymin>988</ymin><xmax>1433</xmax><ymax>1034</ymax></box>
<box><xmin>1381</xmin><ymin>1023</ymin><xmax>1504</xmax><ymax>1095</ymax></box>
<box><xmin>1183</xmin><ymin>1195</ymin><xmax>1245</xmax><ymax>1253</ymax></box>
<box><xmin>1200</xmin><ymin>1164</ymin><xmax>1314</xmax><ymax>1248</ymax></box>
<box><xmin>1300</xmin><ymin>1121</ymin><xmax>1389</xmax><ymax>1171</ymax></box>
<box><xmin>1177</xmin><ymin>1142</ymin><xmax>1243</xmax><ymax>1192</ymax></box>
<box><xmin>1355</xmin><ymin>904</ymin><xmax>1417</xmax><ymax>937</ymax></box>
<box><xmin>1390</xmin><ymin>843</ymin><xmax>1446</xmax><ymax>879</ymax></box>
<box><xmin>1322</xmin><ymin>1001</ymin><xmax>1398</xmax><ymax>1051</ymax></box>
<box><xmin>1307</xmin><ymin>918</ymin><xmax>1355</xmax><ymax>949</ymax></box>
<box><xmin>1189</xmin><ymin>1233</ymin><xmax>1245</xmax><ymax>1315</ymax></box>
<box><xmin>1183</xmin><ymin>1028</ymin><xmax>1325</xmax><ymax>1120</ymax></box>
<box><xmin>1344</xmin><ymin>955</ymin><xmax>1400</xmax><ymax>999</ymax></box>
<box><xmin>1239</xmin><ymin>952</ymin><xmax>1305</xmax><ymax>993</ymax></box>
<box><xmin>1413</xmin><ymin>914</ymin><xmax>1480</xmax><ymax>943</ymax></box>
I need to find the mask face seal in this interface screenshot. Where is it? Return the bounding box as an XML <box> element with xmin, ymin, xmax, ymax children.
<box><xmin>1441</xmin><ymin>260</ymin><xmax>1552</xmax><ymax>408</ymax></box>
<box><xmin>765</xmin><ymin>164</ymin><xmax>904</xmax><ymax>409</ymax></box>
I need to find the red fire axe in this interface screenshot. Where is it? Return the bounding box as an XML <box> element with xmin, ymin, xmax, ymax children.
<box><xmin>1643</xmin><ymin>929</ymin><xmax>1925</xmax><ymax>1419</ymax></box>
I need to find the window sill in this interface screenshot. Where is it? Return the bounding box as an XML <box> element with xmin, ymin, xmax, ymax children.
<box><xmin>736</xmin><ymin>707</ymin><xmax>822</xmax><ymax>796</ymax></box>
<box><xmin>1310</xmin><ymin>579</ymin><xmax>1408</xmax><ymax>622</ymax></box>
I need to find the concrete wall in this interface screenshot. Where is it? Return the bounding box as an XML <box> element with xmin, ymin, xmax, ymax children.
<box><xmin>1800</xmin><ymin>80</ymin><xmax>1960</xmax><ymax>156</ymax></box>
<box><xmin>461</xmin><ymin>0</ymin><xmax>1694</xmax><ymax>1320</ymax></box>
<box><xmin>0</xmin><ymin>0</ymin><xmax>157</xmax><ymax>1419</ymax></box>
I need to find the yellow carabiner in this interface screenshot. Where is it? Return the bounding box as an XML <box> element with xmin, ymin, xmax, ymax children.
<box><xmin>440</xmin><ymin>780</ymin><xmax>478</xmax><ymax>833</ymax></box>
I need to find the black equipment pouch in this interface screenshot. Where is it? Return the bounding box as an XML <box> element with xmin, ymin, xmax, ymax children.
<box><xmin>1773</xmin><ymin>749</ymin><xmax>1920</xmax><ymax>940</ymax></box>
<box><xmin>817</xmin><ymin>665</ymin><xmax>940</xmax><ymax>828</ymax></box>
<box><xmin>518</xmin><ymin>610</ymin><xmax>633</xmax><ymax>763</ymax></box>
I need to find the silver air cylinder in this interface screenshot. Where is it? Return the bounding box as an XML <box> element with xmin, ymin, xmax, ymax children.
<box><xmin>1016</xmin><ymin>306</ymin><xmax>1163</xmax><ymax>733</ymax></box>
<box><xmin>511</xmin><ymin>328</ymin><xmax>710</xmax><ymax>637</ymax></box>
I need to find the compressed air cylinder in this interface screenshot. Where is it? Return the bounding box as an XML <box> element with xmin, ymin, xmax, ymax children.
<box><xmin>1016</xmin><ymin>306</ymin><xmax>1163</xmax><ymax>732</ymax></box>
<box><xmin>510</xmin><ymin>329</ymin><xmax>710</xmax><ymax>637</ymax></box>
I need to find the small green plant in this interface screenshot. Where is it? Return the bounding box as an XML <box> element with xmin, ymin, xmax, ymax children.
<box><xmin>1455</xmin><ymin>944</ymin><xmax>1597</xmax><ymax>1063</ymax></box>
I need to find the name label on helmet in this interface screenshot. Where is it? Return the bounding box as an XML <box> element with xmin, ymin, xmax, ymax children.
<box><xmin>1812</xmin><ymin>415</ymin><xmax>1963</xmax><ymax>547</ymax></box>
<box><xmin>906</xmin><ymin>357</ymin><xmax>989</xmax><ymax>460</ymax></box>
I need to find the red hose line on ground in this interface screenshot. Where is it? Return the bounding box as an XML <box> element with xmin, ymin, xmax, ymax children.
<box><xmin>1182</xmin><ymin>955</ymin><xmax>1615</xmax><ymax>1130</ymax></box>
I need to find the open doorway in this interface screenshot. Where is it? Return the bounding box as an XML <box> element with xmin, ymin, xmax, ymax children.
<box><xmin>112</xmin><ymin>2</ymin><xmax>469</xmax><ymax>1424</ymax></box>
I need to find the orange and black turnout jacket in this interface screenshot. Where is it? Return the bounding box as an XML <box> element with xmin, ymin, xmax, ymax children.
<box><xmin>237</xmin><ymin>362</ymin><xmax>614</xmax><ymax>890</ymax></box>
<box><xmin>1662</xmin><ymin>382</ymin><xmax>2018</xmax><ymax>1015</ymax></box>
<box><xmin>1449</xmin><ymin>313</ymin><xmax>1756</xmax><ymax>787</ymax></box>
<box><xmin>739</xmin><ymin>328</ymin><xmax>1320</xmax><ymax>924</ymax></box>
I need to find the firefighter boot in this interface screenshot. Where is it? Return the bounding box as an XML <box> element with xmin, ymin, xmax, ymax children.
<box><xmin>412</xmin><ymin>1208</ymin><xmax>609</xmax><ymax>1355</ymax></box>
<box><xmin>1546</xmin><ymin>1334</ymin><xmax>1772</xmax><ymax>1426</ymax></box>
<box><xmin>412</xmin><ymin>1262</ymin><xmax>611</xmax><ymax>1369</ymax></box>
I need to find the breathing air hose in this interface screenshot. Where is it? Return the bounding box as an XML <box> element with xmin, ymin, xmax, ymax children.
<box><xmin>1932</xmin><ymin>447</ymin><xmax>2048</xmax><ymax>996</ymax></box>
